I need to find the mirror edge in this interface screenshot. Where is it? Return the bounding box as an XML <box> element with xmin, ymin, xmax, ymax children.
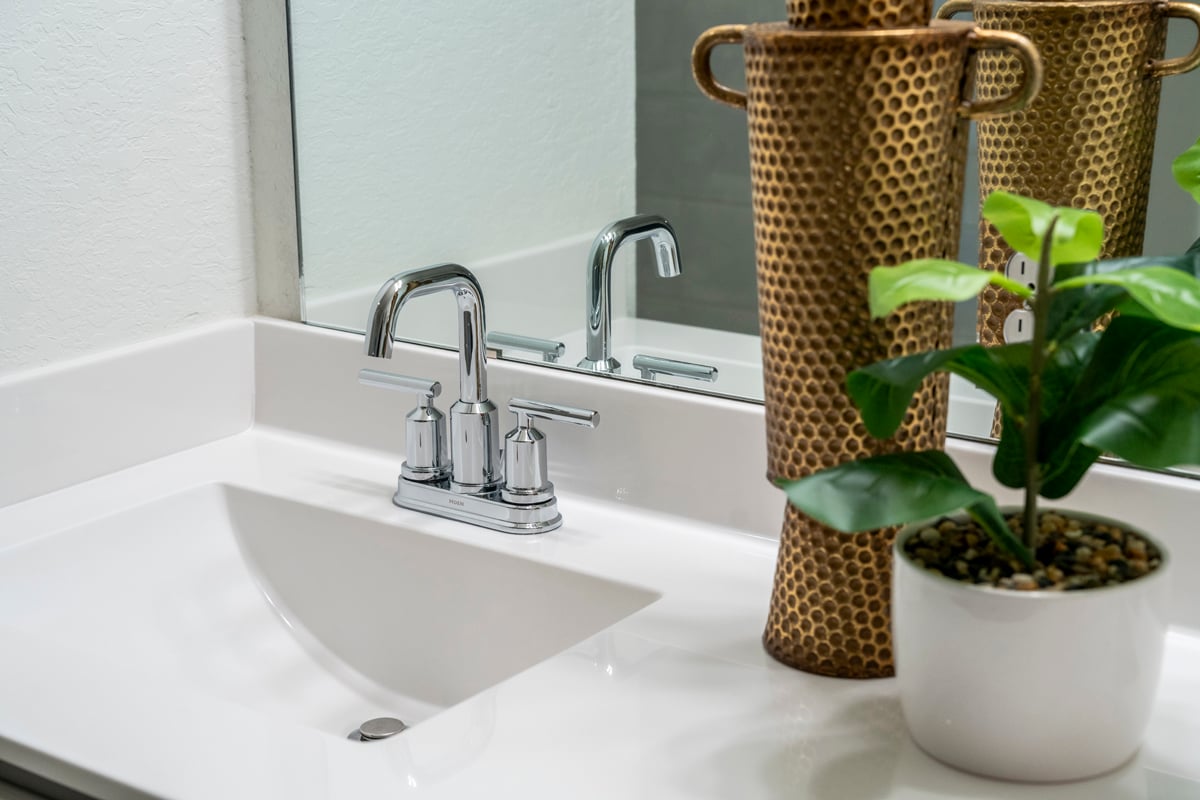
<box><xmin>245</xmin><ymin>0</ymin><xmax>302</xmax><ymax>322</ymax></box>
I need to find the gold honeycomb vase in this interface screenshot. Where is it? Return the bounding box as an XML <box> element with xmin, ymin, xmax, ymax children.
<box><xmin>786</xmin><ymin>0</ymin><xmax>931</xmax><ymax>30</ymax></box>
<box><xmin>937</xmin><ymin>0</ymin><xmax>1200</xmax><ymax>346</ymax></box>
<box><xmin>694</xmin><ymin>21</ymin><xmax>1041</xmax><ymax>677</ymax></box>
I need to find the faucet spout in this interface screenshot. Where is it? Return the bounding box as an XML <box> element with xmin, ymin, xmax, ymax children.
<box><xmin>365</xmin><ymin>263</ymin><xmax>500</xmax><ymax>493</ymax></box>
<box><xmin>365</xmin><ymin>263</ymin><xmax>488</xmax><ymax>404</ymax></box>
<box><xmin>578</xmin><ymin>214</ymin><xmax>681</xmax><ymax>374</ymax></box>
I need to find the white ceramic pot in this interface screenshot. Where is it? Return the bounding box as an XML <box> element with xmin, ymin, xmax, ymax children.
<box><xmin>892</xmin><ymin>510</ymin><xmax>1172</xmax><ymax>782</ymax></box>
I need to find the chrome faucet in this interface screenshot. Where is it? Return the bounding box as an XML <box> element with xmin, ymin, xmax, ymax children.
<box><xmin>362</xmin><ymin>264</ymin><xmax>598</xmax><ymax>533</ymax></box>
<box><xmin>365</xmin><ymin>263</ymin><xmax>501</xmax><ymax>493</ymax></box>
<box><xmin>576</xmin><ymin>214</ymin><xmax>682</xmax><ymax>374</ymax></box>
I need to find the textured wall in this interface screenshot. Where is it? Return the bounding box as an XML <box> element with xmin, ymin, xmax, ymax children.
<box><xmin>290</xmin><ymin>1</ymin><xmax>637</xmax><ymax>312</ymax></box>
<box><xmin>0</xmin><ymin>1</ymin><xmax>255</xmax><ymax>375</ymax></box>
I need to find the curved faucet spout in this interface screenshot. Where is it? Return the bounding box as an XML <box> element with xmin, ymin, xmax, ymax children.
<box><xmin>364</xmin><ymin>263</ymin><xmax>488</xmax><ymax>404</ymax></box>
<box><xmin>578</xmin><ymin>214</ymin><xmax>682</xmax><ymax>374</ymax></box>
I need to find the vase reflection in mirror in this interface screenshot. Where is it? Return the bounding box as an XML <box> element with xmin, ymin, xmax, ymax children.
<box><xmin>937</xmin><ymin>0</ymin><xmax>1200</xmax><ymax>346</ymax></box>
<box><xmin>694</xmin><ymin>12</ymin><xmax>1041</xmax><ymax>677</ymax></box>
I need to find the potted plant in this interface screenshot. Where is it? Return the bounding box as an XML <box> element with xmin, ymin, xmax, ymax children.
<box><xmin>778</xmin><ymin>139</ymin><xmax>1200</xmax><ymax>782</ymax></box>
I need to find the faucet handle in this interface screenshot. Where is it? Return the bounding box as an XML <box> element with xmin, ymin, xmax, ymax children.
<box><xmin>502</xmin><ymin>399</ymin><xmax>598</xmax><ymax>505</ymax></box>
<box><xmin>358</xmin><ymin>369</ymin><xmax>450</xmax><ymax>483</ymax></box>
<box><xmin>486</xmin><ymin>331</ymin><xmax>567</xmax><ymax>363</ymax></box>
<box><xmin>631</xmin><ymin>354</ymin><xmax>719</xmax><ymax>384</ymax></box>
<box><xmin>358</xmin><ymin>369</ymin><xmax>441</xmax><ymax>399</ymax></box>
<box><xmin>509</xmin><ymin>399</ymin><xmax>600</xmax><ymax>429</ymax></box>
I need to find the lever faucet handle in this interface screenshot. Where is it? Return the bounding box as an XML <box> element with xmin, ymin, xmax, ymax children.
<box><xmin>358</xmin><ymin>369</ymin><xmax>441</xmax><ymax>401</ymax></box>
<box><xmin>509</xmin><ymin>399</ymin><xmax>600</xmax><ymax>429</ymax></box>
<box><xmin>503</xmin><ymin>399</ymin><xmax>599</xmax><ymax>505</ymax></box>
<box><xmin>358</xmin><ymin>369</ymin><xmax>450</xmax><ymax>482</ymax></box>
<box><xmin>486</xmin><ymin>331</ymin><xmax>567</xmax><ymax>363</ymax></box>
<box><xmin>631</xmin><ymin>354</ymin><xmax>719</xmax><ymax>384</ymax></box>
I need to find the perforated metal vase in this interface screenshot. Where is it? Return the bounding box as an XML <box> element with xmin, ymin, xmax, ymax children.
<box><xmin>937</xmin><ymin>0</ymin><xmax>1200</xmax><ymax>347</ymax></box>
<box><xmin>694</xmin><ymin>20</ymin><xmax>1041</xmax><ymax>677</ymax></box>
<box><xmin>786</xmin><ymin>0</ymin><xmax>932</xmax><ymax>30</ymax></box>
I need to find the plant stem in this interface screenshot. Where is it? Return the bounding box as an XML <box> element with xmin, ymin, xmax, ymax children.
<box><xmin>1022</xmin><ymin>217</ymin><xmax>1058</xmax><ymax>553</ymax></box>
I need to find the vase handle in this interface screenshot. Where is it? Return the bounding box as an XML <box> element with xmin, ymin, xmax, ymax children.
<box><xmin>692</xmin><ymin>25</ymin><xmax>747</xmax><ymax>110</ymax></box>
<box><xmin>960</xmin><ymin>29</ymin><xmax>1044</xmax><ymax>120</ymax></box>
<box><xmin>1149</xmin><ymin>2</ymin><xmax>1200</xmax><ymax>78</ymax></box>
<box><xmin>935</xmin><ymin>0</ymin><xmax>973</xmax><ymax>19</ymax></box>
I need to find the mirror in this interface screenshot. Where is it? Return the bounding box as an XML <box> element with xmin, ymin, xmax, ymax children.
<box><xmin>289</xmin><ymin>1</ymin><xmax>1200</xmax><ymax>442</ymax></box>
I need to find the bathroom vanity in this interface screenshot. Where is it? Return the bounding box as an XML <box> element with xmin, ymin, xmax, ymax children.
<box><xmin>6</xmin><ymin>0</ymin><xmax>1200</xmax><ymax>796</ymax></box>
<box><xmin>1</xmin><ymin>319</ymin><xmax>1197</xmax><ymax>799</ymax></box>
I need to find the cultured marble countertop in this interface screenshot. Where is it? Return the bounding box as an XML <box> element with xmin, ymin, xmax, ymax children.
<box><xmin>1</xmin><ymin>427</ymin><xmax>1197</xmax><ymax>800</ymax></box>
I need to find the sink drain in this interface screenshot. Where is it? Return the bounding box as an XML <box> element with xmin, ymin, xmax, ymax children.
<box><xmin>351</xmin><ymin>716</ymin><xmax>408</xmax><ymax>741</ymax></box>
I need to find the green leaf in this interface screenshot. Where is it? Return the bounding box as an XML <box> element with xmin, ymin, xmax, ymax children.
<box><xmin>1173</xmin><ymin>137</ymin><xmax>1200</xmax><ymax>204</ymax></box>
<box><xmin>1054</xmin><ymin>266</ymin><xmax>1200</xmax><ymax>332</ymax></box>
<box><xmin>1044</xmin><ymin>284</ymin><xmax>1125</xmax><ymax>341</ymax></box>
<box><xmin>992</xmin><ymin>409</ymin><xmax>1026</xmax><ymax>489</ymax></box>
<box><xmin>1049</xmin><ymin>252</ymin><xmax>1200</xmax><ymax>339</ymax></box>
<box><xmin>847</xmin><ymin>349</ymin><xmax>965</xmax><ymax>438</ymax></box>
<box><xmin>1038</xmin><ymin>441</ymin><xmax>1105</xmax><ymax>499</ymax></box>
<box><xmin>1113</xmin><ymin>296</ymin><xmax>1159</xmax><ymax>320</ymax></box>
<box><xmin>777</xmin><ymin>451</ymin><xmax>987</xmax><ymax>531</ymax></box>
<box><xmin>1082</xmin><ymin>393</ymin><xmax>1200</xmax><ymax>469</ymax></box>
<box><xmin>1025</xmin><ymin>331</ymin><xmax>1104</xmax><ymax>498</ymax></box>
<box><xmin>777</xmin><ymin>452</ymin><xmax>1031</xmax><ymax>568</ymax></box>
<box><xmin>1071</xmin><ymin>318</ymin><xmax>1200</xmax><ymax>468</ymax></box>
<box><xmin>982</xmin><ymin>191</ymin><xmax>1104</xmax><ymax>267</ymax></box>
<box><xmin>986</xmin><ymin>331</ymin><xmax>1096</xmax><ymax>493</ymax></box>
<box><xmin>1038</xmin><ymin>329</ymin><xmax>1101</xmax><ymax>426</ymax></box>
<box><xmin>847</xmin><ymin>344</ymin><xmax>1029</xmax><ymax>439</ymax></box>
<box><xmin>1038</xmin><ymin>317</ymin><xmax>1200</xmax><ymax>479</ymax></box>
<box><xmin>867</xmin><ymin>259</ymin><xmax>1031</xmax><ymax>319</ymax></box>
<box><xmin>1055</xmin><ymin>251</ymin><xmax>1200</xmax><ymax>282</ymax></box>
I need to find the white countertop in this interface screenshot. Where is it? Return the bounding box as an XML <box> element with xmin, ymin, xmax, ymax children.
<box><xmin>1</xmin><ymin>319</ymin><xmax>1197</xmax><ymax>798</ymax></box>
<box><xmin>1</xmin><ymin>427</ymin><xmax>1197</xmax><ymax>799</ymax></box>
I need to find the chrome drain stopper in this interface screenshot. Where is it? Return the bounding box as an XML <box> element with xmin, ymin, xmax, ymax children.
<box><xmin>356</xmin><ymin>716</ymin><xmax>408</xmax><ymax>741</ymax></box>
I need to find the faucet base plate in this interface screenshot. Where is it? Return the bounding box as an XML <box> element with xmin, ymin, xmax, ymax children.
<box><xmin>392</xmin><ymin>477</ymin><xmax>562</xmax><ymax>534</ymax></box>
<box><xmin>575</xmin><ymin>356</ymin><xmax>621</xmax><ymax>374</ymax></box>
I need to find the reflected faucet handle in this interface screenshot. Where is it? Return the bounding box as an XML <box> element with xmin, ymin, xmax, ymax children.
<box><xmin>358</xmin><ymin>369</ymin><xmax>450</xmax><ymax>483</ymax></box>
<box><xmin>631</xmin><ymin>354</ymin><xmax>719</xmax><ymax>384</ymax></box>
<box><xmin>502</xmin><ymin>399</ymin><xmax>599</xmax><ymax>506</ymax></box>
<box><xmin>486</xmin><ymin>331</ymin><xmax>567</xmax><ymax>363</ymax></box>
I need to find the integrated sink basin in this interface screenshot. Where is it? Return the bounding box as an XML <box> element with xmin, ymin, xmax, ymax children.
<box><xmin>0</xmin><ymin>484</ymin><xmax>658</xmax><ymax>736</ymax></box>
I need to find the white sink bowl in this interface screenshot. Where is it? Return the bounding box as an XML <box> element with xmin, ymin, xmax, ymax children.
<box><xmin>0</xmin><ymin>484</ymin><xmax>658</xmax><ymax>736</ymax></box>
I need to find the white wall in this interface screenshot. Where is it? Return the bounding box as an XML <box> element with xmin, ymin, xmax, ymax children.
<box><xmin>290</xmin><ymin>1</ymin><xmax>638</xmax><ymax>313</ymax></box>
<box><xmin>0</xmin><ymin>1</ymin><xmax>255</xmax><ymax>375</ymax></box>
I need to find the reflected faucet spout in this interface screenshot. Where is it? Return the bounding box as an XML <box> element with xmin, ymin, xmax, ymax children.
<box><xmin>365</xmin><ymin>263</ymin><xmax>488</xmax><ymax>404</ymax></box>
<box><xmin>578</xmin><ymin>214</ymin><xmax>682</xmax><ymax>374</ymax></box>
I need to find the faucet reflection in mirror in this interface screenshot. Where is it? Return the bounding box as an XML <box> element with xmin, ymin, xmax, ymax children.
<box><xmin>363</xmin><ymin>263</ymin><xmax>598</xmax><ymax>533</ymax></box>
<box><xmin>291</xmin><ymin>1</ymin><xmax>1200</xmax><ymax>423</ymax></box>
<box><xmin>578</xmin><ymin>214</ymin><xmax>682</xmax><ymax>374</ymax></box>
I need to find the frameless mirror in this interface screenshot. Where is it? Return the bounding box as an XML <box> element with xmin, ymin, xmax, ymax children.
<box><xmin>289</xmin><ymin>0</ymin><xmax>1200</xmax><ymax>443</ymax></box>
